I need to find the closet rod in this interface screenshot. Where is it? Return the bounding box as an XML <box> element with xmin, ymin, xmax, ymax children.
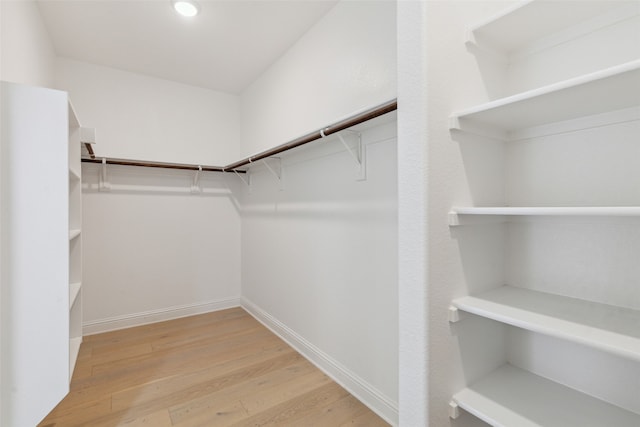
<box><xmin>81</xmin><ymin>157</ymin><xmax>240</xmax><ymax>173</ymax></box>
<box><xmin>80</xmin><ymin>98</ymin><xmax>397</xmax><ymax>173</ymax></box>
<box><xmin>223</xmin><ymin>98</ymin><xmax>397</xmax><ymax>171</ymax></box>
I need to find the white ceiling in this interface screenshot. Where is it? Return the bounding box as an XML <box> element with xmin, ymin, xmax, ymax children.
<box><xmin>37</xmin><ymin>0</ymin><xmax>338</xmax><ymax>94</ymax></box>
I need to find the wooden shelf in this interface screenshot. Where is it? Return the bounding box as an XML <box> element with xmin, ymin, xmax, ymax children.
<box><xmin>452</xmin><ymin>286</ymin><xmax>640</xmax><ymax>362</ymax></box>
<box><xmin>466</xmin><ymin>1</ymin><xmax>637</xmax><ymax>59</ymax></box>
<box><xmin>449</xmin><ymin>60</ymin><xmax>640</xmax><ymax>136</ymax></box>
<box><xmin>453</xmin><ymin>364</ymin><xmax>640</xmax><ymax>427</ymax></box>
<box><xmin>69</xmin><ymin>229</ymin><xmax>81</xmax><ymax>241</ymax></box>
<box><xmin>69</xmin><ymin>282</ymin><xmax>81</xmax><ymax>308</ymax></box>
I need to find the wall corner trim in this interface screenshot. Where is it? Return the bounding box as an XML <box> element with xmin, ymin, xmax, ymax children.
<box><xmin>241</xmin><ymin>297</ymin><xmax>399</xmax><ymax>426</ymax></box>
<box><xmin>82</xmin><ymin>296</ymin><xmax>241</xmax><ymax>335</ymax></box>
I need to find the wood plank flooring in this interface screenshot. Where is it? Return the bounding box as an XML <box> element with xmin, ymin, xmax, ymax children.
<box><xmin>39</xmin><ymin>308</ymin><xmax>390</xmax><ymax>427</ymax></box>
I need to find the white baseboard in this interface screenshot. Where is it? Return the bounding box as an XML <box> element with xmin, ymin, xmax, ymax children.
<box><xmin>241</xmin><ymin>297</ymin><xmax>399</xmax><ymax>426</ymax></box>
<box><xmin>83</xmin><ymin>296</ymin><xmax>241</xmax><ymax>335</ymax></box>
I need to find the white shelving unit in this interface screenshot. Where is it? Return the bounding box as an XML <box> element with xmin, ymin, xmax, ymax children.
<box><xmin>1</xmin><ymin>82</ymin><xmax>73</xmax><ymax>426</ymax></box>
<box><xmin>449</xmin><ymin>1</ymin><xmax>640</xmax><ymax>425</ymax></box>
<box><xmin>453</xmin><ymin>365</ymin><xmax>640</xmax><ymax>427</ymax></box>
<box><xmin>452</xmin><ymin>286</ymin><xmax>640</xmax><ymax>362</ymax></box>
<box><xmin>68</xmin><ymin>101</ymin><xmax>83</xmax><ymax>381</ymax></box>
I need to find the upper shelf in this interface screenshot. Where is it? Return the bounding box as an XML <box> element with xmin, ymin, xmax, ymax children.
<box><xmin>69</xmin><ymin>229</ymin><xmax>81</xmax><ymax>241</ymax></box>
<box><xmin>453</xmin><ymin>364</ymin><xmax>640</xmax><ymax>427</ymax></box>
<box><xmin>68</xmin><ymin>100</ymin><xmax>80</xmax><ymax>129</ymax></box>
<box><xmin>466</xmin><ymin>0</ymin><xmax>639</xmax><ymax>59</ymax></box>
<box><xmin>452</xmin><ymin>286</ymin><xmax>640</xmax><ymax>362</ymax></box>
<box><xmin>449</xmin><ymin>60</ymin><xmax>640</xmax><ymax>137</ymax></box>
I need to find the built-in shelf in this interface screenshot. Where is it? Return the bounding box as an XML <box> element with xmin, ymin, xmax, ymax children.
<box><xmin>449</xmin><ymin>60</ymin><xmax>640</xmax><ymax>137</ymax></box>
<box><xmin>449</xmin><ymin>206</ymin><xmax>640</xmax><ymax>225</ymax></box>
<box><xmin>451</xmin><ymin>286</ymin><xmax>640</xmax><ymax>362</ymax></box>
<box><xmin>466</xmin><ymin>1</ymin><xmax>638</xmax><ymax>59</ymax></box>
<box><xmin>69</xmin><ymin>168</ymin><xmax>81</xmax><ymax>181</ymax></box>
<box><xmin>69</xmin><ymin>337</ymin><xmax>82</xmax><ymax>379</ymax></box>
<box><xmin>69</xmin><ymin>282</ymin><xmax>81</xmax><ymax>307</ymax></box>
<box><xmin>69</xmin><ymin>229</ymin><xmax>81</xmax><ymax>241</ymax></box>
<box><xmin>452</xmin><ymin>364</ymin><xmax>640</xmax><ymax>427</ymax></box>
<box><xmin>68</xmin><ymin>100</ymin><xmax>79</xmax><ymax>129</ymax></box>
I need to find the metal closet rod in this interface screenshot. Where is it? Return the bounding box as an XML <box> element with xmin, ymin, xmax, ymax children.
<box><xmin>80</xmin><ymin>98</ymin><xmax>398</xmax><ymax>173</ymax></box>
<box><xmin>81</xmin><ymin>157</ymin><xmax>234</xmax><ymax>173</ymax></box>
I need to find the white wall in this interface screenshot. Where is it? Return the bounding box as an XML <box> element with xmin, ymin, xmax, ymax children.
<box><xmin>396</xmin><ymin>2</ymin><xmax>511</xmax><ymax>426</ymax></box>
<box><xmin>239</xmin><ymin>0</ymin><xmax>396</xmax><ymax>157</ymax></box>
<box><xmin>80</xmin><ymin>164</ymin><xmax>242</xmax><ymax>333</ymax></box>
<box><xmin>236</xmin><ymin>1</ymin><xmax>398</xmax><ymax>423</ymax></box>
<box><xmin>55</xmin><ymin>58</ymin><xmax>241</xmax><ymax>165</ymax></box>
<box><xmin>0</xmin><ymin>0</ymin><xmax>56</xmax><ymax>88</ymax></box>
<box><xmin>240</xmin><ymin>118</ymin><xmax>398</xmax><ymax>424</ymax></box>
<box><xmin>53</xmin><ymin>59</ymin><xmax>245</xmax><ymax>333</ymax></box>
<box><xmin>397</xmin><ymin>2</ymin><xmax>429</xmax><ymax>425</ymax></box>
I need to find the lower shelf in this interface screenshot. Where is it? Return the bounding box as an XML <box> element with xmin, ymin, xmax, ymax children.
<box><xmin>69</xmin><ymin>282</ymin><xmax>81</xmax><ymax>307</ymax></box>
<box><xmin>452</xmin><ymin>364</ymin><xmax>640</xmax><ymax>427</ymax></box>
<box><xmin>451</xmin><ymin>286</ymin><xmax>640</xmax><ymax>362</ymax></box>
<box><xmin>69</xmin><ymin>336</ymin><xmax>82</xmax><ymax>381</ymax></box>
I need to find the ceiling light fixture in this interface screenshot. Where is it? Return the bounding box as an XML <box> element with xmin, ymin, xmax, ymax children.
<box><xmin>172</xmin><ymin>0</ymin><xmax>200</xmax><ymax>17</ymax></box>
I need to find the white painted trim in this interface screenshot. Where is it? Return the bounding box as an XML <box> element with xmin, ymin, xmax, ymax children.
<box><xmin>82</xmin><ymin>296</ymin><xmax>241</xmax><ymax>335</ymax></box>
<box><xmin>241</xmin><ymin>297</ymin><xmax>399</xmax><ymax>426</ymax></box>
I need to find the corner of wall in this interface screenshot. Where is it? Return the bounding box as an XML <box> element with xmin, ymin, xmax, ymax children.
<box><xmin>0</xmin><ymin>0</ymin><xmax>57</xmax><ymax>88</ymax></box>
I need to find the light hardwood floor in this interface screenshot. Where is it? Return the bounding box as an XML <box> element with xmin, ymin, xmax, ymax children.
<box><xmin>39</xmin><ymin>308</ymin><xmax>390</xmax><ymax>427</ymax></box>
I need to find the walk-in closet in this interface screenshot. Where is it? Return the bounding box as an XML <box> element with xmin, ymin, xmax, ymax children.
<box><xmin>1</xmin><ymin>1</ymin><xmax>639</xmax><ymax>426</ymax></box>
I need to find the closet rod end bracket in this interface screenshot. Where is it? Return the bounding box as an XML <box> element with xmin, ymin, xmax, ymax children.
<box><xmin>99</xmin><ymin>157</ymin><xmax>111</xmax><ymax>191</ymax></box>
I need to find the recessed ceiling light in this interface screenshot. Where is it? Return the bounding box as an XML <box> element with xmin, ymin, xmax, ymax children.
<box><xmin>172</xmin><ymin>0</ymin><xmax>200</xmax><ymax>17</ymax></box>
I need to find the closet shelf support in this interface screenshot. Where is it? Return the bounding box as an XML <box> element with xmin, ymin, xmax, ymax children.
<box><xmin>261</xmin><ymin>157</ymin><xmax>284</xmax><ymax>190</ymax></box>
<box><xmin>99</xmin><ymin>157</ymin><xmax>111</xmax><ymax>191</ymax></box>
<box><xmin>336</xmin><ymin>130</ymin><xmax>366</xmax><ymax>181</ymax></box>
<box><xmin>191</xmin><ymin>165</ymin><xmax>202</xmax><ymax>194</ymax></box>
<box><xmin>234</xmin><ymin>169</ymin><xmax>251</xmax><ymax>189</ymax></box>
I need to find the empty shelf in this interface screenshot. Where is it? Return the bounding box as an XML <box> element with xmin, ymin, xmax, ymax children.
<box><xmin>466</xmin><ymin>1</ymin><xmax>637</xmax><ymax>57</ymax></box>
<box><xmin>453</xmin><ymin>364</ymin><xmax>640</xmax><ymax>427</ymax></box>
<box><xmin>69</xmin><ymin>337</ymin><xmax>82</xmax><ymax>380</ymax></box>
<box><xmin>452</xmin><ymin>286</ymin><xmax>640</xmax><ymax>361</ymax></box>
<box><xmin>449</xmin><ymin>206</ymin><xmax>640</xmax><ymax>225</ymax></box>
<box><xmin>69</xmin><ymin>168</ymin><xmax>81</xmax><ymax>181</ymax></box>
<box><xmin>69</xmin><ymin>229</ymin><xmax>81</xmax><ymax>240</ymax></box>
<box><xmin>449</xmin><ymin>60</ymin><xmax>640</xmax><ymax>135</ymax></box>
<box><xmin>69</xmin><ymin>282</ymin><xmax>81</xmax><ymax>308</ymax></box>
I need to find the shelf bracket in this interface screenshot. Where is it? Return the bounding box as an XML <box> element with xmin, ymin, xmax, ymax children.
<box><xmin>448</xmin><ymin>115</ymin><xmax>508</xmax><ymax>141</ymax></box>
<box><xmin>99</xmin><ymin>157</ymin><xmax>111</xmax><ymax>191</ymax></box>
<box><xmin>262</xmin><ymin>157</ymin><xmax>284</xmax><ymax>190</ymax></box>
<box><xmin>190</xmin><ymin>165</ymin><xmax>202</xmax><ymax>194</ymax></box>
<box><xmin>448</xmin><ymin>306</ymin><xmax>461</xmax><ymax>323</ymax></box>
<box><xmin>336</xmin><ymin>130</ymin><xmax>366</xmax><ymax>181</ymax></box>
<box><xmin>233</xmin><ymin>169</ymin><xmax>251</xmax><ymax>190</ymax></box>
<box><xmin>448</xmin><ymin>401</ymin><xmax>460</xmax><ymax>419</ymax></box>
<box><xmin>448</xmin><ymin>211</ymin><xmax>461</xmax><ymax>227</ymax></box>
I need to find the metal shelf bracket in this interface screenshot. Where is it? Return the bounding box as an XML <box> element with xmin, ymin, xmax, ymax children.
<box><xmin>190</xmin><ymin>165</ymin><xmax>202</xmax><ymax>194</ymax></box>
<box><xmin>336</xmin><ymin>130</ymin><xmax>366</xmax><ymax>181</ymax></box>
<box><xmin>262</xmin><ymin>157</ymin><xmax>284</xmax><ymax>190</ymax></box>
<box><xmin>99</xmin><ymin>157</ymin><xmax>111</xmax><ymax>191</ymax></box>
<box><xmin>234</xmin><ymin>169</ymin><xmax>251</xmax><ymax>189</ymax></box>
